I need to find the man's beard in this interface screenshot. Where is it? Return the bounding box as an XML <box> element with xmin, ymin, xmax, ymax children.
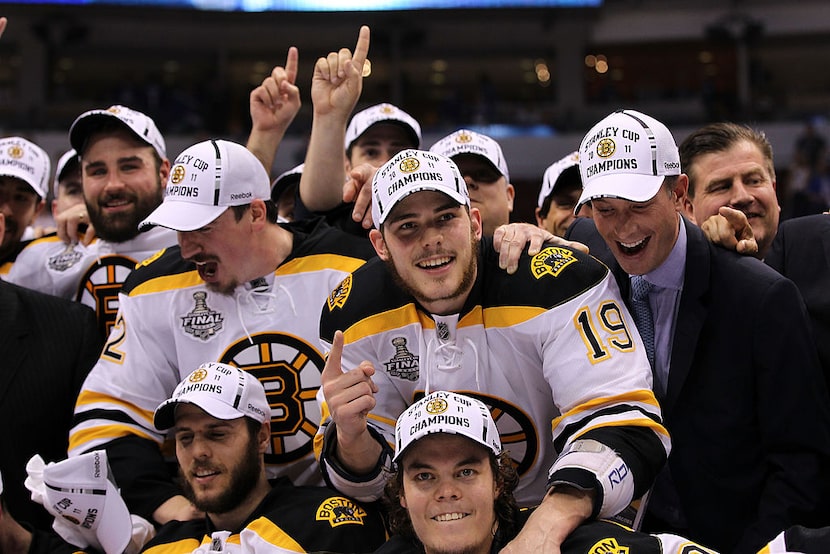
<box><xmin>384</xmin><ymin>234</ymin><xmax>479</xmax><ymax>311</ymax></box>
<box><xmin>180</xmin><ymin>431</ymin><xmax>261</xmax><ymax>515</ymax></box>
<box><xmin>86</xmin><ymin>182</ymin><xmax>163</xmax><ymax>243</ymax></box>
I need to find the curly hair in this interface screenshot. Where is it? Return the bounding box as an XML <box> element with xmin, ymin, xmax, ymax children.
<box><xmin>382</xmin><ymin>450</ymin><xmax>520</xmax><ymax>543</ymax></box>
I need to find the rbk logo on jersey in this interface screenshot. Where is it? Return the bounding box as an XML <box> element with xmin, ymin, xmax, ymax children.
<box><xmin>384</xmin><ymin>337</ymin><xmax>418</xmax><ymax>381</ymax></box>
<box><xmin>530</xmin><ymin>247</ymin><xmax>578</xmax><ymax>279</ymax></box>
<box><xmin>315</xmin><ymin>497</ymin><xmax>367</xmax><ymax>528</ymax></box>
<box><xmin>181</xmin><ymin>291</ymin><xmax>224</xmax><ymax>341</ymax></box>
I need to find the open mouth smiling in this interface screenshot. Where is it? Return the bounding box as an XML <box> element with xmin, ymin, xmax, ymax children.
<box><xmin>617</xmin><ymin>236</ymin><xmax>649</xmax><ymax>255</ymax></box>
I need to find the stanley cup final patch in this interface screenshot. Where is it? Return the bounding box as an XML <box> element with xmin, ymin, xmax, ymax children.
<box><xmin>181</xmin><ymin>291</ymin><xmax>225</xmax><ymax>341</ymax></box>
<box><xmin>384</xmin><ymin>336</ymin><xmax>419</xmax><ymax>381</ymax></box>
<box><xmin>48</xmin><ymin>245</ymin><xmax>84</xmax><ymax>271</ymax></box>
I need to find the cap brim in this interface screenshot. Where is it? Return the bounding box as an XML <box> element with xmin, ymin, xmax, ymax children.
<box><xmin>154</xmin><ymin>397</ymin><xmax>244</xmax><ymax>431</ymax></box>
<box><xmin>70</xmin><ymin>113</ymin><xmax>124</xmax><ymax>154</ymax></box>
<box><xmin>0</xmin><ymin>167</ymin><xmax>44</xmax><ymax>198</ymax></box>
<box><xmin>98</xmin><ymin>480</ymin><xmax>133</xmax><ymax>554</ymax></box>
<box><xmin>139</xmin><ymin>200</ymin><xmax>226</xmax><ymax>232</ymax></box>
<box><xmin>576</xmin><ymin>173</ymin><xmax>665</xmax><ymax>211</ymax></box>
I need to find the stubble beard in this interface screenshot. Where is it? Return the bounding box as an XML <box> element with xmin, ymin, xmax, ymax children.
<box><xmin>180</xmin><ymin>432</ymin><xmax>262</xmax><ymax>515</ymax></box>
<box><xmin>384</xmin><ymin>234</ymin><xmax>479</xmax><ymax>311</ymax></box>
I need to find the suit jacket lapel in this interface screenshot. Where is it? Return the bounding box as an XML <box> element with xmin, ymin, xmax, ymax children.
<box><xmin>664</xmin><ymin>219</ymin><xmax>709</xmax><ymax>415</ymax></box>
<box><xmin>0</xmin><ymin>282</ymin><xmax>29</xmax><ymax>407</ymax></box>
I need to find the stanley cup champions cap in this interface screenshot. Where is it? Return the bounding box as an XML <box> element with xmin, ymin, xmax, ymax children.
<box><xmin>42</xmin><ymin>450</ymin><xmax>132</xmax><ymax>554</ymax></box>
<box><xmin>430</xmin><ymin>129</ymin><xmax>510</xmax><ymax>183</ymax></box>
<box><xmin>576</xmin><ymin>109</ymin><xmax>680</xmax><ymax>210</ymax></box>
<box><xmin>154</xmin><ymin>362</ymin><xmax>270</xmax><ymax>431</ymax></box>
<box><xmin>139</xmin><ymin>139</ymin><xmax>270</xmax><ymax>232</ymax></box>
<box><xmin>69</xmin><ymin>104</ymin><xmax>166</xmax><ymax>160</ymax></box>
<box><xmin>394</xmin><ymin>391</ymin><xmax>501</xmax><ymax>462</ymax></box>
<box><xmin>345</xmin><ymin>103</ymin><xmax>422</xmax><ymax>151</ymax></box>
<box><xmin>0</xmin><ymin>136</ymin><xmax>50</xmax><ymax>199</ymax></box>
<box><xmin>371</xmin><ymin>149</ymin><xmax>469</xmax><ymax>228</ymax></box>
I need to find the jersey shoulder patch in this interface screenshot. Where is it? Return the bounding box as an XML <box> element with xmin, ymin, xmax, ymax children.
<box><xmin>121</xmin><ymin>245</ymin><xmax>197</xmax><ymax>296</ymax></box>
<box><xmin>320</xmin><ymin>257</ymin><xmax>411</xmax><ymax>342</ymax></box>
<box><xmin>481</xmin><ymin>237</ymin><xmax>610</xmax><ymax>309</ymax></box>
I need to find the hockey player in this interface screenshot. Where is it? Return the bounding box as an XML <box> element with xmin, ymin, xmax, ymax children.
<box><xmin>141</xmin><ymin>362</ymin><xmax>386</xmax><ymax>553</ymax></box>
<box><xmin>377</xmin><ymin>391</ymin><xmax>714</xmax><ymax>554</ymax></box>
<box><xmin>6</xmin><ymin>105</ymin><xmax>174</xmax><ymax>338</ymax></box>
<box><xmin>317</xmin><ymin>148</ymin><xmax>670</xmax><ymax>552</ymax></box>
<box><xmin>69</xmin><ymin>139</ymin><xmax>376</xmax><ymax>526</ymax></box>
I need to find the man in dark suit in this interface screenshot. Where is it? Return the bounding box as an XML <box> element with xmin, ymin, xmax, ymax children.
<box><xmin>567</xmin><ymin>109</ymin><xmax>830</xmax><ymax>553</ymax></box>
<box><xmin>762</xmin><ymin>215</ymin><xmax>830</xmax><ymax>387</ymax></box>
<box><xmin>0</xmin><ymin>211</ymin><xmax>102</xmax><ymax>530</ymax></box>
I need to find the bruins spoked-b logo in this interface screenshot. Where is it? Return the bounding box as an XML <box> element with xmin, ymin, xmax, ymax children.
<box><xmin>221</xmin><ymin>333</ymin><xmax>326</xmax><ymax>465</ymax></box>
<box><xmin>76</xmin><ymin>254</ymin><xmax>140</xmax><ymax>339</ymax></box>
<box><xmin>597</xmin><ymin>137</ymin><xmax>616</xmax><ymax>158</ymax></box>
<box><xmin>455</xmin><ymin>131</ymin><xmax>473</xmax><ymax>144</ymax></box>
<box><xmin>399</xmin><ymin>156</ymin><xmax>420</xmax><ymax>173</ymax></box>
<box><xmin>384</xmin><ymin>337</ymin><xmax>419</xmax><ymax>381</ymax></box>
<box><xmin>315</xmin><ymin>497</ymin><xmax>367</xmax><ymax>528</ymax></box>
<box><xmin>530</xmin><ymin>246</ymin><xmax>578</xmax><ymax>279</ymax></box>
<box><xmin>181</xmin><ymin>291</ymin><xmax>224</xmax><ymax>341</ymax></box>
<box><xmin>170</xmin><ymin>164</ymin><xmax>186</xmax><ymax>185</ymax></box>
<box><xmin>7</xmin><ymin>144</ymin><xmax>23</xmax><ymax>159</ymax></box>
<box><xmin>426</xmin><ymin>397</ymin><xmax>448</xmax><ymax>414</ymax></box>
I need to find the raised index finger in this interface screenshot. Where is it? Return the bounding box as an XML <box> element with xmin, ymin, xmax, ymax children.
<box><xmin>352</xmin><ymin>25</ymin><xmax>370</xmax><ymax>72</ymax></box>
<box><xmin>322</xmin><ymin>330</ymin><xmax>346</xmax><ymax>381</ymax></box>
<box><xmin>284</xmin><ymin>46</ymin><xmax>299</xmax><ymax>85</ymax></box>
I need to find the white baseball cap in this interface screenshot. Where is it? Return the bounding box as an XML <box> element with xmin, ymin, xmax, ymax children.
<box><xmin>139</xmin><ymin>139</ymin><xmax>270</xmax><ymax>232</ymax></box>
<box><xmin>371</xmin><ymin>148</ymin><xmax>469</xmax><ymax>228</ymax></box>
<box><xmin>537</xmin><ymin>151</ymin><xmax>580</xmax><ymax>209</ymax></box>
<box><xmin>271</xmin><ymin>163</ymin><xmax>304</xmax><ymax>204</ymax></box>
<box><xmin>576</xmin><ymin>109</ymin><xmax>680</xmax><ymax>210</ymax></box>
<box><xmin>429</xmin><ymin>129</ymin><xmax>510</xmax><ymax>183</ymax></box>
<box><xmin>69</xmin><ymin>104</ymin><xmax>167</xmax><ymax>160</ymax></box>
<box><xmin>154</xmin><ymin>362</ymin><xmax>270</xmax><ymax>431</ymax></box>
<box><xmin>52</xmin><ymin>148</ymin><xmax>80</xmax><ymax>198</ymax></box>
<box><xmin>0</xmin><ymin>136</ymin><xmax>50</xmax><ymax>199</ymax></box>
<box><xmin>42</xmin><ymin>450</ymin><xmax>132</xmax><ymax>554</ymax></box>
<box><xmin>394</xmin><ymin>391</ymin><xmax>501</xmax><ymax>462</ymax></box>
<box><xmin>345</xmin><ymin>103</ymin><xmax>422</xmax><ymax>151</ymax></box>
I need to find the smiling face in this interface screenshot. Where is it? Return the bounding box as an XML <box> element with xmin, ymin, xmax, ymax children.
<box><xmin>370</xmin><ymin>190</ymin><xmax>481</xmax><ymax>315</ymax></box>
<box><xmin>399</xmin><ymin>434</ymin><xmax>499</xmax><ymax>554</ymax></box>
<box><xmin>591</xmin><ymin>177</ymin><xmax>686</xmax><ymax>276</ymax></box>
<box><xmin>684</xmin><ymin>139</ymin><xmax>779</xmax><ymax>258</ymax></box>
<box><xmin>81</xmin><ymin>129</ymin><xmax>169</xmax><ymax>243</ymax></box>
<box><xmin>174</xmin><ymin>404</ymin><xmax>266</xmax><ymax>515</ymax></box>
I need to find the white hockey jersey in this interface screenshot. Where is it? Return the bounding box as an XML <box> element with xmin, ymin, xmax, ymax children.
<box><xmin>70</xmin><ymin>220</ymin><xmax>375</xmax><ymax>490</ymax></box>
<box><xmin>6</xmin><ymin>227</ymin><xmax>175</xmax><ymax>337</ymax></box>
<box><xmin>318</xmin><ymin>241</ymin><xmax>671</xmax><ymax>511</ymax></box>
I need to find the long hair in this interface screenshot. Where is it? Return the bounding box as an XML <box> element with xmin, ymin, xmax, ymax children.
<box><xmin>382</xmin><ymin>450</ymin><xmax>520</xmax><ymax>543</ymax></box>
